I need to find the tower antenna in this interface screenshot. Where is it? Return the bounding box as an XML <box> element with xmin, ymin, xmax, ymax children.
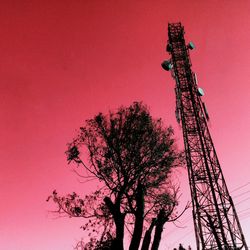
<box><xmin>162</xmin><ymin>23</ymin><xmax>248</xmax><ymax>249</ymax></box>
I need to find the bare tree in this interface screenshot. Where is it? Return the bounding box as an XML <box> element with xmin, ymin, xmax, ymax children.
<box><xmin>48</xmin><ymin>102</ymin><xmax>184</xmax><ymax>250</ymax></box>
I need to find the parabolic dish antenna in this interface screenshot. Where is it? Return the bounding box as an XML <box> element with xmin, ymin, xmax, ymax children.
<box><xmin>198</xmin><ymin>87</ymin><xmax>204</xmax><ymax>96</ymax></box>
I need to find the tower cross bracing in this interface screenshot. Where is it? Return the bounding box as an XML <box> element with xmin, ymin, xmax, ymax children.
<box><xmin>162</xmin><ymin>23</ymin><xmax>248</xmax><ymax>250</ymax></box>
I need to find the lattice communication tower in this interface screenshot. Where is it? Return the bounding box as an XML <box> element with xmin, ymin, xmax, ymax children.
<box><xmin>161</xmin><ymin>23</ymin><xmax>248</xmax><ymax>250</ymax></box>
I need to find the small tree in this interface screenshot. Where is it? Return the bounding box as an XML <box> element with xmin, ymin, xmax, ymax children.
<box><xmin>48</xmin><ymin>102</ymin><xmax>183</xmax><ymax>250</ymax></box>
<box><xmin>173</xmin><ymin>244</ymin><xmax>192</xmax><ymax>250</ymax></box>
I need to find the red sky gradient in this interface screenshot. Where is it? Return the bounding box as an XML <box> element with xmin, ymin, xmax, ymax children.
<box><xmin>1</xmin><ymin>1</ymin><xmax>250</xmax><ymax>249</ymax></box>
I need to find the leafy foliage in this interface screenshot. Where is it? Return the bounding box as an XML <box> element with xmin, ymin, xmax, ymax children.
<box><xmin>48</xmin><ymin>102</ymin><xmax>184</xmax><ymax>250</ymax></box>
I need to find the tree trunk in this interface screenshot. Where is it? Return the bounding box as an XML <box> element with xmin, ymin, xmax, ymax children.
<box><xmin>151</xmin><ymin>209</ymin><xmax>168</xmax><ymax>250</ymax></box>
<box><xmin>141</xmin><ymin>218</ymin><xmax>156</xmax><ymax>250</ymax></box>
<box><xmin>112</xmin><ymin>214</ymin><xmax>125</xmax><ymax>250</ymax></box>
<box><xmin>151</xmin><ymin>222</ymin><xmax>164</xmax><ymax>250</ymax></box>
<box><xmin>104</xmin><ymin>196</ymin><xmax>125</xmax><ymax>250</ymax></box>
<box><xmin>129</xmin><ymin>183</ymin><xmax>145</xmax><ymax>250</ymax></box>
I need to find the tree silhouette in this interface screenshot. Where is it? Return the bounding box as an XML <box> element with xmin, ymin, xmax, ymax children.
<box><xmin>173</xmin><ymin>243</ymin><xmax>192</xmax><ymax>250</ymax></box>
<box><xmin>48</xmin><ymin>102</ymin><xmax>184</xmax><ymax>250</ymax></box>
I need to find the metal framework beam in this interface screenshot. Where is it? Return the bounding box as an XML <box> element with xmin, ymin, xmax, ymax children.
<box><xmin>163</xmin><ymin>22</ymin><xmax>248</xmax><ymax>250</ymax></box>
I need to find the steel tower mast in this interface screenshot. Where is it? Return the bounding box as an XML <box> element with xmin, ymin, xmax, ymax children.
<box><xmin>161</xmin><ymin>23</ymin><xmax>248</xmax><ymax>250</ymax></box>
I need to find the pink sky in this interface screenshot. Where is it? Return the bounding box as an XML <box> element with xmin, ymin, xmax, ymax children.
<box><xmin>1</xmin><ymin>1</ymin><xmax>250</xmax><ymax>249</ymax></box>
